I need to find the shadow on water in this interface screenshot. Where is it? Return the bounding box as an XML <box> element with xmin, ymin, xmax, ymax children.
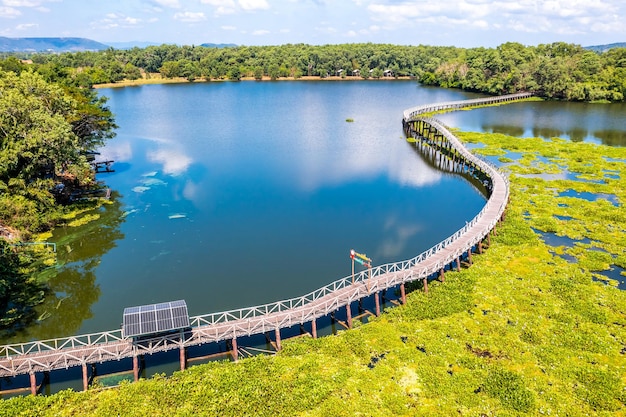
<box><xmin>407</xmin><ymin>141</ymin><xmax>490</xmax><ymax>199</ymax></box>
<box><xmin>2</xmin><ymin>194</ymin><xmax>126</xmax><ymax>344</ymax></box>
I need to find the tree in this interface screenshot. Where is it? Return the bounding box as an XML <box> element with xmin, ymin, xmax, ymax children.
<box><xmin>159</xmin><ymin>61</ymin><xmax>181</xmax><ymax>78</ymax></box>
<box><xmin>0</xmin><ymin>70</ymin><xmax>116</xmax><ymax>234</ymax></box>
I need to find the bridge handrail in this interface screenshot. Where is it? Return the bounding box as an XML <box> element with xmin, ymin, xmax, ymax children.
<box><xmin>0</xmin><ymin>93</ymin><xmax>520</xmax><ymax>361</ymax></box>
<box><xmin>403</xmin><ymin>92</ymin><xmax>533</xmax><ymax>122</ymax></box>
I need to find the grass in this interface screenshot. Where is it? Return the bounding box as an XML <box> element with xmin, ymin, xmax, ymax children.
<box><xmin>1</xmin><ymin>131</ymin><xmax>625</xmax><ymax>416</ymax></box>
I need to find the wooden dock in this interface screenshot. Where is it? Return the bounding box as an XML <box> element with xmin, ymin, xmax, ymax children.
<box><xmin>0</xmin><ymin>93</ymin><xmax>531</xmax><ymax>395</ymax></box>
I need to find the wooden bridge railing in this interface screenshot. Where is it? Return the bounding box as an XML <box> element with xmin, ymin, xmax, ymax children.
<box><xmin>0</xmin><ymin>92</ymin><xmax>530</xmax><ymax>380</ymax></box>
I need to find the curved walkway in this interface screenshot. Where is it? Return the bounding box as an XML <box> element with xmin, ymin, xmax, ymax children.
<box><xmin>0</xmin><ymin>93</ymin><xmax>531</xmax><ymax>382</ymax></box>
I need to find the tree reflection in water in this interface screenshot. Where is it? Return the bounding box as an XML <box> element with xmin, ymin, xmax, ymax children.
<box><xmin>2</xmin><ymin>193</ymin><xmax>125</xmax><ymax>344</ymax></box>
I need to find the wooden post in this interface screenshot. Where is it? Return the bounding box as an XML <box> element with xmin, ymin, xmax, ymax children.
<box><xmin>133</xmin><ymin>356</ymin><xmax>139</xmax><ymax>382</ymax></box>
<box><xmin>231</xmin><ymin>337</ymin><xmax>238</xmax><ymax>361</ymax></box>
<box><xmin>468</xmin><ymin>248</ymin><xmax>473</xmax><ymax>265</ymax></box>
<box><xmin>440</xmin><ymin>268</ymin><xmax>445</xmax><ymax>282</ymax></box>
<box><xmin>82</xmin><ymin>363</ymin><xmax>89</xmax><ymax>391</ymax></box>
<box><xmin>275</xmin><ymin>328</ymin><xmax>282</xmax><ymax>351</ymax></box>
<box><xmin>30</xmin><ymin>373</ymin><xmax>37</xmax><ymax>396</ymax></box>
<box><xmin>400</xmin><ymin>282</ymin><xmax>407</xmax><ymax>303</ymax></box>
<box><xmin>374</xmin><ymin>291</ymin><xmax>381</xmax><ymax>317</ymax></box>
<box><xmin>311</xmin><ymin>318</ymin><xmax>317</xmax><ymax>339</ymax></box>
<box><xmin>346</xmin><ymin>304</ymin><xmax>352</xmax><ymax>329</ymax></box>
<box><xmin>423</xmin><ymin>277</ymin><xmax>429</xmax><ymax>294</ymax></box>
<box><xmin>179</xmin><ymin>346</ymin><xmax>186</xmax><ymax>371</ymax></box>
<box><xmin>478</xmin><ymin>241</ymin><xmax>483</xmax><ymax>254</ymax></box>
<box><xmin>456</xmin><ymin>257</ymin><xmax>461</xmax><ymax>272</ymax></box>
<box><xmin>487</xmin><ymin>233</ymin><xmax>491</xmax><ymax>246</ymax></box>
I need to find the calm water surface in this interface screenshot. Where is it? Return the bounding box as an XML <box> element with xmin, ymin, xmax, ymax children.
<box><xmin>10</xmin><ymin>82</ymin><xmax>487</xmax><ymax>343</ymax></box>
<box><xmin>8</xmin><ymin>83</ymin><xmax>625</xmax><ymax>344</ymax></box>
<box><xmin>438</xmin><ymin>100</ymin><xmax>626</xmax><ymax>146</ymax></box>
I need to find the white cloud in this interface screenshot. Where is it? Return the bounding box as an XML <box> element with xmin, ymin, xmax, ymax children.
<box><xmin>252</xmin><ymin>29</ymin><xmax>269</xmax><ymax>35</ymax></box>
<box><xmin>0</xmin><ymin>6</ymin><xmax>20</xmax><ymax>17</ymax></box>
<box><xmin>3</xmin><ymin>0</ymin><xmax>39</xmax><ymax>6</ymax></box>
<box><xmin>173</xmin><ymin>11</ymin><xmax>206</xmax><ymax>22</ymax></box>
<box><xmin>214</xmin><ymin>6</ymin><xmax>236</xmax><ymax>15</ymax></box>
<box><xmin>201</xmin><ymin>0</ymin><xmax>236</xmax><ymax>6</ymax></box>
<box><xmin>153</xmin><ymin>0</ymin><xmax>180</xmax><ymax>8</ymax></box>
<box><xmin>16</xmin><ymin>22</ymin><xmax>37</xmax><ymax>29</ymax></box>
<box><xmin>365</xmin><ymin>0</ymin><xmax>625</xmax><ymax>38</ymax></box>
<box><xmin>92</xmin><ymin>13</ymin><xmax>143</xmax><ymax>30</ymax></box>
<box><xmin>221</xmin><ymin>25</ymin><xmax>236</xmax><ymax>30</ymax></box>
<box><xmin>238</xmin><ymin>0</ymin><xmax>269</xmax><ymax>11</ymax></box>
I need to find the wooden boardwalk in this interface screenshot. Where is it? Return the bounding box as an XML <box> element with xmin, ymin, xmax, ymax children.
<box><xmin>0</xmin><ymin>93</ymin><xmax>531</xmax><ymax>393</ymax></box>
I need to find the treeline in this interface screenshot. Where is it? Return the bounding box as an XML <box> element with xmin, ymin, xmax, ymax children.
<box><xmin>3</xmin><ymin>42</ymin><xmax>625</xmax><ymax>102</ymax></box>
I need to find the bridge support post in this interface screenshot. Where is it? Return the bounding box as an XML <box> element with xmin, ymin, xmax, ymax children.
<box><xmin>311</xmin><ymin>318</ymin><xmax>317</xmax><ymax>339</ymax></box>
<box><xmin>29</xmin><ymin>372</ymin><xmax>37</xmax><ymax>396</ymax></box>
<box><xmin>346</xmin><ymin>304</ymin><xmax>352</xmax><ymax>329</ymax></box>
<box><xmin>468</xmin><ymin>248</ymin><xmax>473</xmax><ymax>265</ymax></box>
<box><xmin>231</xmin><ymin>337</ymin><xmax>238</xmax><ymax>361</ymax></box>
<box><xmin>179</xmin><ymin>346</ymin><xmax>186</xmax><ymax>371</ymax></box>
<box><xmin>400</xmin><ymin>282</ymin><xmax>407</xmax><ymax>303</ymax></box>
<box><xmin>133</xmin><ymin>356</ymin><xmax>139</xmax><ymax>382</ymax></box>
<box><xmin>478</xmin><ymin>241</ymin><xmax>483</xmax><ymax>254</ymax></box>
<box><xmin>456</xmin><ymin>257</ymin><xmax>461</xmax><ymax>272</ymax></box>
<box><xmin>82</xmin><ymin>363</ymin><xmax>88</xmax><ymax>391</ymax></box>
<box><xmin>275</xmin><ymin>328</ymin><xmax>282</xmax><ymax>351</ymax></box>
<box><xmin>422</xmin><ymin>278</ymin><xmax>428</xmax><ymax>294</ymax></box>
<box><xmin>487</xmin><ymin>232</ymin><xmax>491</xmax><ymax>247</ymax></box>
<box><xmin>374</xmin><ymin>292</ymin><xmax>380</xmax><ymax>316</ymax></box>
<box><xmin>440</xmin><ymin>268</ymin><xmax>445</xmax><ymax>282</ymax></box>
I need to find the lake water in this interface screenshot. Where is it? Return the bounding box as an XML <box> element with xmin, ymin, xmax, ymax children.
<box><xmin>8</xmin><ymin>82</ymin><xmax>485</xmax><ymax>343</ymax></box>
<box><xmin>7</xmin><ymin>82</ymin><xmax>625</xmax><ymax>345</ymax></box>
<box><xmin>438</xmin><ymin>100</ymin><xmax>626</xmax><ymax>146</ymax></box>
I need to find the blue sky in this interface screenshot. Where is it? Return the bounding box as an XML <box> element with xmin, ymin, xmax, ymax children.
<box><xmin>1</xmin><ymin>0</ymin><xmax>625</xmax><ymax>47</ymax></box>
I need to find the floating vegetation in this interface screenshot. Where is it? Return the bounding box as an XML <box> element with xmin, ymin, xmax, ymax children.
<box><xmin>36</xmin><ymin>311</ymin><xmax>51</xmax><ymax>322</ymax></box>
<box><xmin>149</xmin><ymin>250</ymin><xmax>171</xmax><ymax>261</ymax></box>
<box><xmin>67</xmin><ymin>213</ymin><xmax>100</xmax><ymax>227</ymax></box>
<box><xmin>141</xmin><ymin>178</ymin><xmax>167</xmax><ymax>187</ymax></box>
<box><xmin>121</xmin><ymin>208</ymin><xmax>139</xmax><ymax>217</ymax></box>
<box><xmin>131</xmin><ymin>186</ymin><xmax>150</xmax><ymax>193</ymax></box>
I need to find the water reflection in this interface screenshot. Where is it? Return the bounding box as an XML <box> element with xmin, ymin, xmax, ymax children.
<box><xmin>4</xmin><ymin>197</ymin><xmax>125</xmax><ymax>343</ymax></box>
<box><xmin>438</xmin><ymin>101</ymin><xmax>626</xmax><ymax>146</ymax></box>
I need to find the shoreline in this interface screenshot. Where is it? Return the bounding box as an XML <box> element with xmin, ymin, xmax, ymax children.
<box><xmin>93</xmin><ymin>75</ymin><xmax>415</xmax><ymax>89</ymax></box>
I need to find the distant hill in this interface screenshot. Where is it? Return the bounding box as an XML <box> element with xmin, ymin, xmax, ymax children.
<box><xmin>0</xmin><ymin>37</ymin><xmax>109</xmax><ymax>52</ymax></box>
<box><xmin>585</xmin><ymin>42</ymin><xmax>626</xmax><ymax>53</ymax></box>
<box><xmin>106</xmin><ymin>41</ymin><xmax>163</xmax><ymax>50</ymax></box>
<box><xmin>200</xmin><ymin>43</ymin><xmax>237</xmax><ymax>48</ymax></box>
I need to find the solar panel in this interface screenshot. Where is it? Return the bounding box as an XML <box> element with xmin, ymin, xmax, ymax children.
<box><xmin>122</xmin><ymin>300</ymin><xmax>190</xmax><ymax>338</ymax></box>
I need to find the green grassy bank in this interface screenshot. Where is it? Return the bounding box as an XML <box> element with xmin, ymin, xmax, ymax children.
<box><xmin>1</xmin><ymin>132</ymin><xmax>625</xmax><ymax>416</ymax></box>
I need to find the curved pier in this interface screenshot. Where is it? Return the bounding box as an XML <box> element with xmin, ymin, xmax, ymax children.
<box><xmin>0</xmin><ymin>93</ymin><xmax>532</xmax><ymax>395</ymax></box>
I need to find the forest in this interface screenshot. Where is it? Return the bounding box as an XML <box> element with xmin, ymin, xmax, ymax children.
<box><xmin>2</xmin><ymin>41</ymin><xmax>625</xmax><ymax>101</ymax></box>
